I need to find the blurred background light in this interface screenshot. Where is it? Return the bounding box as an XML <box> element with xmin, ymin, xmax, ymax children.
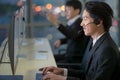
<box><xmin>35</xmin><ymin>6</ymin><xmax>41</xmax><ymax>12</ymax></box>
<box><xmin>46</xmin><ymin>3</ymin><xmax>52</xmax><ymax>10</ymax></box>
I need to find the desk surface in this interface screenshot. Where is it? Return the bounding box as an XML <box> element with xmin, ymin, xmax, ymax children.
<box><xmin>0</xmin><ymin>38</ymin><xmax>56</xmax><ymax>80</ymax></box>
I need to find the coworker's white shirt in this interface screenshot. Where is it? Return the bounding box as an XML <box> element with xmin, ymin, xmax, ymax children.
<box><xmin>67</xmin><ymin>15</ymin><xmax>80</xmax><ymax>26</ymax></box>
<box><xmin>56</xmin><ymin>15</ymin><xmax>80</xmax><ymax>28</ymax></box>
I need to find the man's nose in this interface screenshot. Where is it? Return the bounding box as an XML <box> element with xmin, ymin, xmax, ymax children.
<box><xmin>80</xmin><ymin>21</ymin><xmax>83</xmax><ymax>27</ymax></box>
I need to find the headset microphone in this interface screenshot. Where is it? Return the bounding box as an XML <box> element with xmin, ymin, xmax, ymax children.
<box><xmin>78</xmin><ymin>22</ymin><xmax>95</xmax><ymax>35</ymax></box>
<box><xmin>78</xmin><ymin>30</ymin><xmax>83</xmax><ymax>35</ymax></box>
<box><xmin>84</xmin><ymin>22</ymin><xmax>94</xmax><ymax>27</ymax></box>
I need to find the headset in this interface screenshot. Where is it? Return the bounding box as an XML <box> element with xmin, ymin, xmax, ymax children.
<box><xmin>91</xmin><ymin>14</ymin><xmax>101</xmax><ymax>25</ymax></box>
<box><xmin>94</xmin><ymin>17</ymin><xmax>100</xmax><ymax>25</ymax></box>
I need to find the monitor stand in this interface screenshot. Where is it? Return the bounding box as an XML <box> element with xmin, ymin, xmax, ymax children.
<box><xmin>0</xmin><ymin>38</ymin><xmax>15</xmax><ymax>75</ymax></box>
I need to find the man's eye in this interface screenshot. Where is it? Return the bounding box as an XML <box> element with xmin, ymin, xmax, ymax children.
<box><xmin>84</xmin><ymin>16</ymin><xmax>88</xmax><ymax>19</ymax></box>
<box><xmin>83</xmin><ymin>18</ymin><xmax>87</xmax><ymax>20</ymax></box>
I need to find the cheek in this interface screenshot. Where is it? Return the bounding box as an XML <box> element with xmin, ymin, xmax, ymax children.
<box><xmin>68</xmin><ymin>11</ymin><xmax>73</xmax><ymax>16</ymax></box>
<box><xmin>91</xmin><ymin>25</ymin><xmax>97</xmax><ymax>30</ymax></box>
<box><xmin>85</xmin><ymin>27</ymin><xmax>91</xmax><ymax>34</ymax></box>
<box><xmin>89</xmin><ymin>26</ymin><xmax>97</xmax><ymax>35</ymax></box>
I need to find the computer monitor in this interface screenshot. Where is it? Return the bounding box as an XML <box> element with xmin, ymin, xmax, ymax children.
<box><xmin>15</xmin><ymin>7</ymin><xmax>26</xmax><ymax>49</ymax></box>
<box><xmin>8</xmin><ymin>5</ymin><xmax>26</xmax><ymax>75</ymax></box>
<box><xmin>8</xmin><ymin>13</ymin><xmax>19</xmax><ymax>75</ymax></box>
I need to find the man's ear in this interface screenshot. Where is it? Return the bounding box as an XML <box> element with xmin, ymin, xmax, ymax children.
<box><xmin>75</xmin><ymin>9</ymin><xmax>80</xmax><ymax>14</ymax></box>
<box><xmin>94</xmin><ymin>18</ymin><xmax>100</xmax><ymax>25</ymax></box>
<box><xmin>97</xmin><ymin>20</ymin><xmax>103</xmax><ymax>27</ymax></box>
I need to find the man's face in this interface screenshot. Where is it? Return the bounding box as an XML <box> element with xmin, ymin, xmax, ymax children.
<box><xmin>80</xmin><ymin>10</ymin><xmax>98</xmax><ymax>36</ymax></box>
<box><xmin>65</xmin><ymin>6</ymin><xmax>79</xmax><ymax>20</ymax></box>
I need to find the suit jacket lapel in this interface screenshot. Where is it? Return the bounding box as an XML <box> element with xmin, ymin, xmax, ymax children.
<box><xmin>83</xmin><ymin>38</ymin><xmax>93</xmax><ymax>72</ymax></box>
<box><xmin>85</xmin><ymin>33</ymin><xmax>107</xmax><ymax>73</ymax></box>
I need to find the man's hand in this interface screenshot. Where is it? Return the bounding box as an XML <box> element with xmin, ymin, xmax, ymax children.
<box><xmin>42</xmin><ymin>66</ymin><xmax>64</xmax><ymax>75</ymax></box>
<box><xmin>46</xmin><ymin>12</ymin><xmax>59</xmax><ymax>26</ymax></box>
<box><xmin>54</xmin><ymin>40</ymin><xmax>61</xmax><ymax>48</ymax></box>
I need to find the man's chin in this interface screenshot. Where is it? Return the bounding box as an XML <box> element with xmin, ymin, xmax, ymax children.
<box><xmin>85</xmin><ymin>33</ymin><xmax>90</xmax><ymax>36</ymax></box>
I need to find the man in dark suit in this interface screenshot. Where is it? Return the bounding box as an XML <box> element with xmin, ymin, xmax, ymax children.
<box><xmin>41</xmin><ymin>1</ymin><xmax>120</xmax><ymax>80</ymax></box>
<box><xmin>47</xmin><ymin>0</ymin><xmax>89</xmax><ymax>64</ymax></box>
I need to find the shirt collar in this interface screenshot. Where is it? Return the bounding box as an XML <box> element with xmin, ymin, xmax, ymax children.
<box><xmin>67</xmin><ymin>15</ymin><xmax>80</xmax><ymax>26</ymax></box>
<box><xmin>92</xmin><ymin>32</ymin><xmax>105</xmax><ymax>46</ymax></box>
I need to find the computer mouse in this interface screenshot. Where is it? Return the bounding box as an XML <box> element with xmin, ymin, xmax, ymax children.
<box><xmin>39</xmin><ymin>68</ymin><xmax>44</xmax><ymax>71</ymax></box>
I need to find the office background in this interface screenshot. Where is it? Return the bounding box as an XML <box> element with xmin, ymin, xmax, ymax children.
<box><xmin>0</xmin><ymin>0</ymin><xmax>120</xmax><ymax>54</ymax></box>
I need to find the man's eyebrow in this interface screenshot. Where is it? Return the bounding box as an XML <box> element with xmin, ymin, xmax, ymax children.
<box><xmin>83</xmin><ymin>16</ymin><xmax>88</xmax><ymax>19</ymax></box>
<box><xmin>83</xmin><ymin>16</ymin><xmax>91</xmax><ymax>19</ymax></box>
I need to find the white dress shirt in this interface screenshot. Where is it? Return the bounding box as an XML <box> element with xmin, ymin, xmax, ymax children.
<box><xmin>67</xmin><ymin>15</ymin><xmax>80</xmax><ymax>26</ymax></box>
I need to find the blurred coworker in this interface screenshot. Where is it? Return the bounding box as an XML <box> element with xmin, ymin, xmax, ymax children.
<box><xmin>42</xmin><ymin>1</ymin><xmax>120</xmax><ymax>80</ymax></box>
<box><xmin>17</xmin><ymin>0</ymin><xmax>23</xmax><ymax>7</ymax></box>
<box><xmin>47</xmin><ymin>0</ymin><xmax>89</xmax><ymax>65</ymax></box>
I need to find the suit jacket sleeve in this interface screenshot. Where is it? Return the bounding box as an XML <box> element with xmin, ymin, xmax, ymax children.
<box><xmin>60</xmin><ymin>38</ymin><xmax>68</xmax><ymax>44</ymax></box>
<box><xmin>67</xmin><ymin>69</ymin><xmax>85</xmax><ymax>80</ymax></box>
<box><xmin>58</xmin><ymin>19</ymin><xmax>84</xmax><ymax>40</ymax></box>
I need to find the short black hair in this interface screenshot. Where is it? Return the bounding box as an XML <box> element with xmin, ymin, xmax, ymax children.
<box><xmin>85</xmin><ymin>1</ymin><xmax>113</xmax><ymax>32</ymax></box>
<box><xmin>65</xmin><ymin>0</ymin><xmax>82</xmax><ymax>14</ymax></box>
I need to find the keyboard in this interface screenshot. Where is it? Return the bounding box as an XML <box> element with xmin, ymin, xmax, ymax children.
<box><xmin>0</xmin><ymin>75</ymin><xmax>23</xmax><ymax>80</ymax></box>
<box><xmin>36</xmin><ymin>73</ymin><xmax>43</xmax><ymax>80</ymax></box>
